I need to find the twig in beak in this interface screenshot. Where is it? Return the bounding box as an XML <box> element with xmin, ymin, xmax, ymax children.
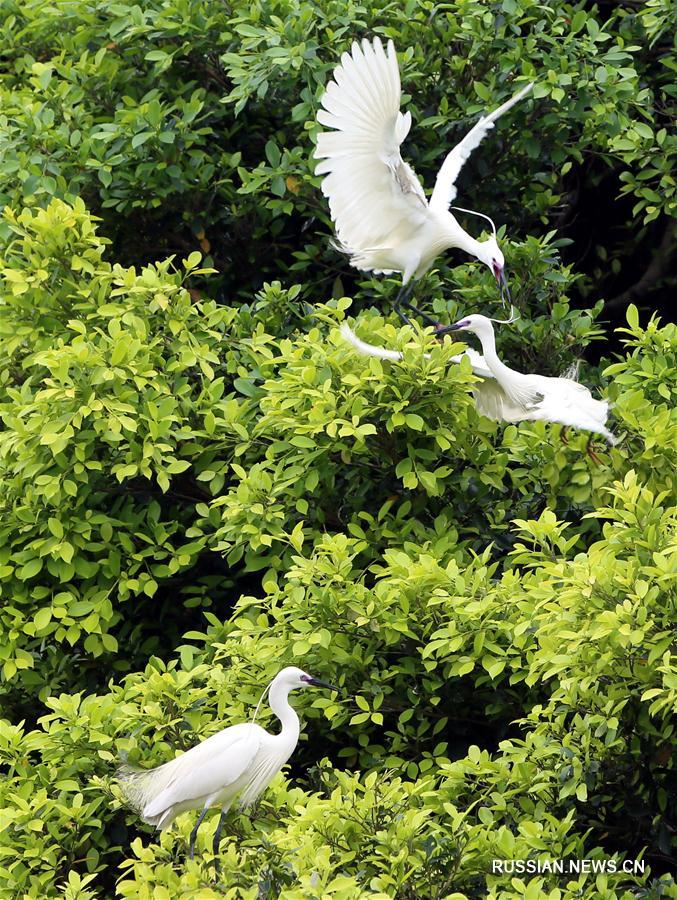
<box><xmin>498</xmin><ymin>269</ymin><xmax>511</xmax><ymax>308</ymax></box>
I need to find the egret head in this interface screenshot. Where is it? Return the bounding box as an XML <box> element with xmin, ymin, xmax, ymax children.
<box><xmin>276</xmin><ymin>666</ymin><xmax>340</xmax><ymax>693</ymax></box>
<box><xmin>451</xmin><ymin>206</ymin><xmax>510</xmax><ymax>306</ymax></box>
<box><xmin>478</xmin><ymin>234</ymin><xmax>504</xmax><ymax>278</ymax></box>
<box><xmin>477</xmin><ymin>235</ymin><xmax>511</xmax><ymax>306</ymax></box>
<box><xmin>448</xmin><ymin>313</ymin><xmax>495</xmax><ymax>340</ymax></box>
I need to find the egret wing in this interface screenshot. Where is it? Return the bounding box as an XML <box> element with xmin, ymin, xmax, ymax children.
<box><xmin>140</xmin><ymin>723</ymin><xmax>263</xmax><ymax>818</ymax></box>
<box><xmin>450</xmin><ymin>347</ymin><xmax>494</xmax><ymax>380</ymax></box>
<box><xmin>340</xmin><ymin>322</ymin><xmax>404</xmax><ymax>361</ymax></box>
<box><xmin>472</xmin><ymin>379</ymin><xmax>531</xmax><ymax>422</ymax></box>
<box><xmin>429</xmin><ymin>83</ymin><xmax>533</xmax><ymax>212</ymax></box>
<box><xmin>315</xmin><ymin>37</ymin><xmax>428</xmax><ymax>252</ymax></box>
<box><xmin>535</xmin><ymin>380</ymin><xmax>617</xmax><ymax>443</ymax></box>
<box><xmin>447</xmin><ymin>346</ymin><xmax>542</xmax><ymax>416</ymax></box>
<box><xmin>555</xmin><ymin>376</ymin><xmax>594</xmax><ymax>396</ymax></box>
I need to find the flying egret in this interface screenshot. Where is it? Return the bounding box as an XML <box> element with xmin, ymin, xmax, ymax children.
<box><xmin>117</xmin><ymin>666</ymin><xmax>339</xmax><ymax>867</ymax></box>
<box><xmin>340</xmin><ymin>319</ymin><xmax>616</xmax><ymax>448</ymax></box>
<box><xmin>314</xmin><ymin>37</ymin><xmax>534</xmax><ymax>325</ymax></box>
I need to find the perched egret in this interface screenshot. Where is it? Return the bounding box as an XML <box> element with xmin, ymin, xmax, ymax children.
<box><xmin>340</xmin><ymin>319</ymin><xmax>617</xmax><ymax>448</ymax></box>
<box><xmin>117</xmin><ymin>666</ymin><xmax>339</xmax><ymax>866</ymax></box>
<box><xmin>315</xmin><ymin>37</ymin><xmax>534</xmax><ymax>324</ymax></box>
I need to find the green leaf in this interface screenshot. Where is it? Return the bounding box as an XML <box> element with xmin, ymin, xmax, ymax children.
<box><xmin>34</xmin><ymin>608</ymin><xmax>52</xmax><ymax>631</ymax></box>
<box><xmin>19</xmin><ymin>559</ymin><xmax>43</xmax><ymax>580</ymax></box>
<box><xmin>183</xmin><ymin>251</ymin><xmax>202</xmax><ymax>270</ymax></box>
<box><xmin>131</xmin><ymin>131</ymin><xmax>153</xmax><ymax>149</ymax></box>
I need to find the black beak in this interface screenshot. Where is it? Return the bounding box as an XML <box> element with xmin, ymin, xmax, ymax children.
<box><xmin>306</xmin><ymin>677</ymin><xmax>340</xmax><ymax>693</ymax></box>
<box><xmin>497</xmin><ymin>269</ymin><xmax>511</xmax><ymax>308</ymax></box>
<box><xmin>433</xmin><ymin>319</ymin><xmax>465</xmax><ymax>336</ymax></box>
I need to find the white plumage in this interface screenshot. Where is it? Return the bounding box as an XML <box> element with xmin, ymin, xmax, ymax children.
<box><xmin>119</xmin><ymin>723</ymin><xmax>265</xmax><ymax>830</ymax></box>
<box><xmin>315</xmin><ymin>37</ymin><xmax>533</xmax><ymax>312</ymax></box>
<box><xmin>340</xmin><ymin>319</ymin><xmax>616</xmax><ymax>444</ymax></box>
<box><xmin>117</xmin><ymin>667</ymin><xmax>338</xmax><ymax>864</ymax></box>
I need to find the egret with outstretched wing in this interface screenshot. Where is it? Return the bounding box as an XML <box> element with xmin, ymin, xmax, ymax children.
<box><xmin>340</xmin><ymin>320</ymin><xmax>616</xmax><ymax>449</ymax></box>
<box><xmin>315</xmin><ymin>37</ymin><xmax>533</xmax><ymax>324</ymax></box>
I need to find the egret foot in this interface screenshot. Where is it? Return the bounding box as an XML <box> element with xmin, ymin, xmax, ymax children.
<box><xmin>396</xmin><ymin>306</ymin><xmax>412</xmax><ymax>325</ymax></box>
<box><xmin>393</xmin><ymin>285</ymin><xmax>448</xmax><ymax>331</ymax></box>
<box><xmin>403</xmin><ymin>299</ymin><xmax>440</xmax><ymax>327</ymax></box>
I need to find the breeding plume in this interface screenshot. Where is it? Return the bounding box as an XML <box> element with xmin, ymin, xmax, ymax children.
<box><xmin>117</xmin><ymin>667</ymin><xmax>338</xmax><ymax>866</ymax></box>
<box><xmin>341</xmin><ymin>319</ymin><xmax>616</xmax><ymax>446</ymax></box>
<box><xmin>315</xmin><ymin>37</ymin><xmax>533</xmax><ymax>323</ymax></box>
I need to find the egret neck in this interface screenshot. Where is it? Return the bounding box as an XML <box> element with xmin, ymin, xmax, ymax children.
<box><xmin>445</xmin><ymin>217</ymin><xmax>497</xmax><ymax>270</ymax></box>
<box><xmin>268</xmin><ymin>678</ymin><xmax>301</xmax><ymax>746</ymax></box>
<box><xmin>465</xmin><ymin>319</ymin><xmax>516</xmax><ymax>384</ymax></box>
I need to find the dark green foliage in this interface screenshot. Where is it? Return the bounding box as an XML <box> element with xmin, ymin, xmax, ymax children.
<box><xmin>0</xmin><ymin>0</ymin><xmax>674</xmax><ymax>305</ymax></box>
<box><xmin>0</xmin><ymin>1</ymin><xmax>675</xmax><ymax>898</ymax></box>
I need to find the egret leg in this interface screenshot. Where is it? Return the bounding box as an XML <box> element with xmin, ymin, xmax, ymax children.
<box><xmin>392</xmin><ymin>284</ymin><xmax>414</xmax><ymax>324</ymax></box>
<box><xmin>403</xmin><ymin>299</ymin><xmax>440</xmax><ymax>327</ymax></box>
<box><xmin>212</xmin><ymin>809</ymin><xmax>227</xmax><ymax>874</ymax></box>
<box><xmin>393</xmin><ymin>285</ymin><xmax>443</xmax><ymax>328</ymax></box>
<box><xmin>560</xmin><ymin>427</ymin><xmax>569</xmax><ymax>445</ymax></box>
<box><xmin>189</xmin><ymin>808</ymin><xmax>209</xmax><ymax>859</ymax></box>
<box><xmin>586</xmin><ymin>436</ymin><xmax>602</xmax><ymax>465</ymax></box>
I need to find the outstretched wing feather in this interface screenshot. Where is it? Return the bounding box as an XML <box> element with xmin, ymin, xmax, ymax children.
<box><xmin>315</xmin><ymin>38</ymin><xmax>428</xmax><ymax>251</ymax></box>
<box><xmin>473</xmin><ymin>380</ymin><xmax>531</xmax><ymax>421</ymax></box>
<box><xmin>429</xmin><ymin>82</ymin><xmax>534</xmax><ymax>212</ymax></box>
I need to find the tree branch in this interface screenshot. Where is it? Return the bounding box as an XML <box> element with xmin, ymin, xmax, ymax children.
<box><xmin>606</xmin><ymin>219</ymin><xmax>677</xmax><ymax>311</ymax></box>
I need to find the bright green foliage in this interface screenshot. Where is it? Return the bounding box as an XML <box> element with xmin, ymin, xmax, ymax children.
<box><xmin>0</xmin><ymin>0</ymin><xmax>675</xmax><ymax>898</ymax></box>
<box><xmin>0</xmin><ymin>198</ymin><xmax>674</xmax><ymax>897</ymax></box>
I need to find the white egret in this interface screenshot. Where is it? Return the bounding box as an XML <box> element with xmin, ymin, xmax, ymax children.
<box><xmin>340</xmin><ymin>320</ymin><xmax>490</xmax><ymax>374</ymax></box>
<box><xmin>315</xmin><ymin>37</ymin><xmax>534</xmax><ymax>324</ymax></box>
<box><xmin>117</xmin><ymin>666</ymin><xmax>339</xmax><ymax>866</ymax></box>
<box><xmin>340</xmin><ymin>319</ymin><xmax>617</xmax><ymax>448</ymax></box>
